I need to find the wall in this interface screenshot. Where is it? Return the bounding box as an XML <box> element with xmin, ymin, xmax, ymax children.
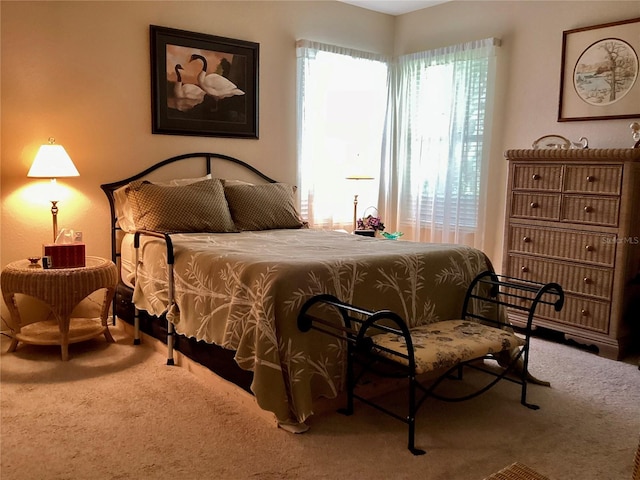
<box><xmin>1</xmin><ymin>1</ymin><xmax>639</xmax><ymax>309</ymax></box>
<box><xmin>394</xmin><ymin>1</ymin><xmax>640</xmax><ymax>265</ymax></box>
<box><xmin>0</xmin><ymin>0</ymin><xmax>393</xmax><ymax>267</ymax></box>
<box><xmin>0</xmin><ymin>0</ymin><xmax>393</xmax><ymax>324</ymax></box>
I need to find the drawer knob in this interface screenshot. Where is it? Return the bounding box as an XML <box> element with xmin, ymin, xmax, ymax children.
<box><xmin>530</xmin><ymin>202</ymin><xmax>539</xmax><ymax>209</ymax></box>
<box><xmin>521</xmin><ymin>266</ymin><xmax>529</xmax><ymax>273</ymax></box>
<box><xmin>584</xmin><ymin>206</ymin><xmax>593</xmax><ymax>213</ymax></box>
<box><xmin>586</xmin><ymin>175</ymin><xmax>595</xmax><ymax>182</ymax></box>
<box><xmin>585</xmin><ymin>245</ymin><xmax>594</xmax><ymax>252</ymax></box>
<box><xmin>581</xmin><ymin>309</ymin><xmax>590</xmax><ymax>317</ymax></box>
<box><xmin>532</xmin><ymin>174</ymin><xmax>540</xmax><ymax>180</ymax></box>
<box><xmin>522</xmin><ymin>236</ymin><xmax>531</xmax><ymax>243</ymax></box>
<box><xmin>583</xmin><ymin>277</ymin><xmax>592</xmax><ymax>285</ymax></box>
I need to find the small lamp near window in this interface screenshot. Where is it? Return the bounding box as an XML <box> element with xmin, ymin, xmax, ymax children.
<box><xmin>27</xmin><ymin>138</ymin><xmax>80</xmax><ymax>242</ymax></box>
<box><xmin>346</xmin><ymin>174</ymin><xmax>375</xmax><ymax>232</ymax></box>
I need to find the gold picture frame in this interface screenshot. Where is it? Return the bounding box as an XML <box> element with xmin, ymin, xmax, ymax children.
<box><xmin>558</xmin><ymin>17</ymin><xmax>640</xmax><ymax>122</ymax></box>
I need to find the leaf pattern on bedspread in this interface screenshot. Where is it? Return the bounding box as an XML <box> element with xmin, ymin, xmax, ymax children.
<box><xmin>374</xmin><ymin>254</ymin><xmax>434</xmax><ymax>326</ymax></box>
<box><xmin>131</xmin><ymin>230</ymin><xmax>491</xmax><ymax>425</ymax></box>
<box><xmin>436</xmin><ymin>246</ymin><xmax>488</xmax><ymax>288</ymax></box>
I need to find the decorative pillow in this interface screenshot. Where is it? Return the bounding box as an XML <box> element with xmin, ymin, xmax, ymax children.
<box><xmin>125</xmin><ymin>178</ymin><xmax>237</xmax><ymax>233</ymax></box>
<box><xmin>161</xmin><ymin>175</ymin><xmax>212</xmax><ymax>187</ymax></box>
<box><xmin>113</xmin><ymin>185</ymin><xmax>137</xmax><ymax>232</ymax></box>
<box><xmin>221</xmin><ymin>179</ymin><xmax>253</xmax><ymax>186</ymax></box>
<box><xmin>224</xmin><ymin>183</ymin><xmax>304</xmax><ymax>231</ymax></box>
<box><xmin>114</xmin><ymin>174</ymin><xmax>212</xmax><ymax>232</ymax></box>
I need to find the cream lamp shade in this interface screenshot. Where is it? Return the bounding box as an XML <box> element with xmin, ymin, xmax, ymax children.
<box><xmin>27</xmin><ymin>138</ymin><xmax>79</xmax><ymax>242</ymax></box>
<box><xmin>28</xmin><ymin>139</ymin><xmax>79</xmax><ymax>179</ymax></box>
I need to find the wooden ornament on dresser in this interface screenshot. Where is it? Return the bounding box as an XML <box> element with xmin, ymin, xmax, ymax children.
<box><xmin>503</xmin><ymin>148</ymin><xmax>640</xmax><ymax>359</ymax></box>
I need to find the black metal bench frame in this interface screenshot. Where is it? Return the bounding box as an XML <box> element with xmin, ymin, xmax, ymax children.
<box><xmin>297</xmin><ymin>271</ymin><xmax>564</xmax><ymax>455</ymax></box>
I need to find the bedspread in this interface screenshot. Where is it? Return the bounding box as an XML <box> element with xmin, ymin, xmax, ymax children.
<box><xmin>132</xmin><ymin>229</ymin><xmax>492</xmax><ymax>426</ymax></box>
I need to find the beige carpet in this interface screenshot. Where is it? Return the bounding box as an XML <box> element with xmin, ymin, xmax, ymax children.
<box><xmin>1</xmin><ymin>323</ymin><xmax>638</xmax><ymax>480</ymax></box>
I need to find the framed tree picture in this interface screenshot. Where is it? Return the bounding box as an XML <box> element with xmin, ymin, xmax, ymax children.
<box><xmin>558</xmin><ymin>17</ymin><xmax>640</xmax><ymax>122</ymax></box>
<box><xmin>150</xmin><ymin>25</ymin><xmax>259</xmax><ymax>138</ymax></box>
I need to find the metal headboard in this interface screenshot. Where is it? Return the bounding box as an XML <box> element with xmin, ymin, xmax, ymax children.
<box><xmin>100</xmin><ymin>152</ymin><xmax>277</xmax><ymax>284</ymax></box>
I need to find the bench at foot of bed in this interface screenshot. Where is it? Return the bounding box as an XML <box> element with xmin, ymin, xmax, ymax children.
<box><xmin>297</xmin><ymin>271</ymin><xmax>564</xmax><ymax>455</ymax></box>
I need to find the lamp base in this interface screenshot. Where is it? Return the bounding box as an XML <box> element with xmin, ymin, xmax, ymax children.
<box><xmin>51</xmin><ymin>200</ymin><xmax>59</xmax><ymax>242</ymax></box>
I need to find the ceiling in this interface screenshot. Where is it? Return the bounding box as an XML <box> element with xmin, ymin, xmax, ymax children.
<box><xmin>338</xmin><ymin>0</ymin><xmax>447</xmax><ymax>15</ymax></box>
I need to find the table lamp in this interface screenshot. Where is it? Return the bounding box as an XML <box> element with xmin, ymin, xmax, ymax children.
<box><xmin>346</xmin><ymin>174</ymin><xmax>375</xmax><ymax>232</ymax></box>
<box><xmin>27</xmin><ymin>138</ymin><xmax>80</xmax><ymax>242</ymax></box>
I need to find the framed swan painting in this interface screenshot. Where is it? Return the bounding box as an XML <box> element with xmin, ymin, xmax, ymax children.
<box><xmin>150</xmin><ymin>25</ymin><xmax>259</xmax><ymax>138</ymax></box>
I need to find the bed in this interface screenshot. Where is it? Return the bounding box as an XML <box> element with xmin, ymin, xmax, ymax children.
<box><xmin>101</xmin><ymin>152</ymin><xmax>495</xmax><ymax>431</ymax></box>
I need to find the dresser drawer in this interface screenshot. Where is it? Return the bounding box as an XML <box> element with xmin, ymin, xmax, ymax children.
<box><xmin>507</xmin><ymin>254</ymin><xmax>613</xmax><ymax>300</ymax></box>
<box><xmin>508</xmin><ymin>225</ymin><xmax>616</xmax><ymax>266</ymax></box>
<box><xmin>564</xmin><ymin>165</ymin><xmax>622</xmax><ymax>195</ymax></box>
<box><xmin>561</xmin><ymin>195</ymin><xmax>620</xmax><ymax>227</ymax></box>
<box><xmin>512</xmin><ymin>164</ymin><xmax>563</xmax><ymax>191</ymax></box>
<box><xmin>510</xmin><ymin>294</ymin><xmax>610</xmax><ymax>334</ymax></box>
<box><xmin>511</xmin><ymin>192</ymin><xmax>561</xmax><ymax>220</ymax></box>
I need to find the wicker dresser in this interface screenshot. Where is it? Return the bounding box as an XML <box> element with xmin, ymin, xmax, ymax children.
<box><xmin>502</xmin><ymin>148</ymin><xmax>640</xmax><ymax>359</ymax></box>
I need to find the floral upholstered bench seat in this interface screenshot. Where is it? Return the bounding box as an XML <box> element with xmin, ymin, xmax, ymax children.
<box><xmin>371</xmin><ymin>320</ymin><xmax>525</xmax><ymax>375</ymax></box>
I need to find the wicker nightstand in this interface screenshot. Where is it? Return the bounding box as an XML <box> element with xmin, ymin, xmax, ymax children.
<box><xmin>1</xmin><ymin>256</ymin><xmax>118</xmax><ymax>360</ymax></box>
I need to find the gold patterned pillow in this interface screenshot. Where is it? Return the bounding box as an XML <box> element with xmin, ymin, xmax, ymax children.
<box><xmin>114</xmin><ymin>174</ymin><xmax>212</xmax><ymax>232</ymax></box>
<box><xmin>125</xmin><ymin>178</ymin><xmax>237</xmax><ymax>233</ymax></box>
<box><xmin>224</xmin><ymin>183</ymin><xmax>304</xmax><ymax>231</ymax></box>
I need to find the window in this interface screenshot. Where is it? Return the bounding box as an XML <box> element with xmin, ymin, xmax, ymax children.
<box><xmin>382</xmin><ymin>38</ymin><xmax>499</xmax><ymax>248</ymax></box>
<box><xmin>296</xmin><ymin>38</ymin><xmax>499</xmax><ymax>248</ymax></box>
<box><xmin>296</xmin><ymin>40</ymin><xmax>389</xmax><ymax>230</ymax></box>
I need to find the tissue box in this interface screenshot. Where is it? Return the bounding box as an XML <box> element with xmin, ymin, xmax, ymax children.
<box><xmin>42</xmin><ymin>243</ymin><xmax>86</xmax><ymax>269</ymax></box>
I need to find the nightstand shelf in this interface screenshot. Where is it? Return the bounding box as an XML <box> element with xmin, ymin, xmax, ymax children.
<box><xmin>14</xmin><ymin>318</ymin><xmax>110</xmax><ymax>347</ymax></box>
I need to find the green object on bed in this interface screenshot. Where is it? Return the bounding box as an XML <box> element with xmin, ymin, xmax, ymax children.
<box><xmin>381</xmin><ymin>231</ymin><xmax>403</xmax><ymax>240</ymax></box>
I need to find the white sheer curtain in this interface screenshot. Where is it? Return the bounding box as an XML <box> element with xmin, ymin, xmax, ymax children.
<box><xmin>380</xmin><ymin>38</ymin><xmax>499</xmax><ymax>250</ymax></box>
<box><xmin>296</xmin><ymin>40</ymin><xmax>389</xmax><ymax>230</ymax></box>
